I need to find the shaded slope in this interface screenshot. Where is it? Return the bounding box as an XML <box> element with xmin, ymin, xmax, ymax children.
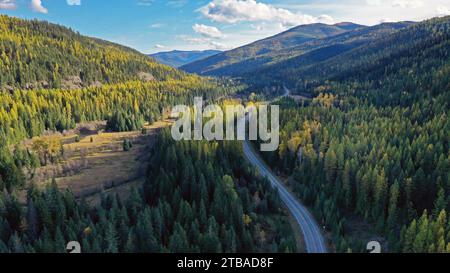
<box><xmin>181</xmin><ymin>23</ymin><xmax>364</xmax><ymax>76</ymax></box>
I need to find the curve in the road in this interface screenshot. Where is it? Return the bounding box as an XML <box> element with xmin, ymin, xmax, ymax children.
<box><xmin>243</xmin><ymin>140</ymin><xmax>328</xmax><ymax>253</ymax></box>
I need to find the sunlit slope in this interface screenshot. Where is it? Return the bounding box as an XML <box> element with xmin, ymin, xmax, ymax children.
<box><xmin>0</xmin><ymin>15</ymin><xmax>187</xmax><ymax>89</ymax></box>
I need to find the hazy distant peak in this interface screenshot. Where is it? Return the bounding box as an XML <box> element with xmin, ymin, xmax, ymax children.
<box><xmin>150</xmin><ymin>50</ymin><xmax>222</xmax><ymax>68</ymax></box>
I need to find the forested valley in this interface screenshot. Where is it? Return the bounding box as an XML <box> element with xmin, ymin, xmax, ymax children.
<box><xmin>0</xmin><ymin>12</ymin><xmax>449</xmax><ymax>254</ymax></box>
<box><xmin>0</xmin><ymin>16</ymin><xmax>298</xmax><ymax>253</ymax></box>
<box><xmin>255</xmin><ymin>16</ymin><xmax>450</xmax><ymax>252</ymax></box>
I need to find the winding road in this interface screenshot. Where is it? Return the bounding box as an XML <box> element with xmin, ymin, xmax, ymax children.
<box><xmin>242</xmin><ymin>86</ymin><xmax>328</xmax><ymax>253</ymax></box>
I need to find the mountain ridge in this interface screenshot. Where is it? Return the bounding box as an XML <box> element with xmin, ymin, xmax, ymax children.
<box><xmin>244</xmin><ymin>21</ymin><xmax>415</xmax><ymax>87</ymax></box>
<box><xmin>181</xmin><ymin>22</ymin><xmax>366</xmax><ymax>76</ymax></box>
<box><xmin>150</xmin><ymin>49</ymin><xmax>221</xmax><ymax>68</ymax></box>
<box><xmin>250</xmin><ymin>17</ymin><xmax>449</xmax><ymax>93</ymax></box>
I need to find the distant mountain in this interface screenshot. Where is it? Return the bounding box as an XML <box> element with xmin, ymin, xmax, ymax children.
<box><xmin>247</xmin><ymin>21</ymin><xmax>414</xmax><ymax>87</ymax></box>
<box><xmin>150</xmin><ymin>50</ymin><xmax>222</xmax><ymax>68</ymax></box>
<box><xmin>333</xmin><ymin>22</ymin><xmax>366</xmax><ymax>31</ymax></box>
<box><xmin>284</xmin><ymin>19</ymin><xmax>447</xmax><ymax>87</ymax></box>
<box><xmin>180</xmin><ymin>22</ymin><xmax>365</xmax><ymax>76</ymax></box>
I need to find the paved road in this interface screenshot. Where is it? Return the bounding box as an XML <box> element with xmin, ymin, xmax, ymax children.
<box><xmin>242</xmin><ymin>86</ymin><xmax>328</xmax><ymax>253</ymax></box>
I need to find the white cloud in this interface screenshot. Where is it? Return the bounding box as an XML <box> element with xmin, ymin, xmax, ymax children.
<box><xmin>436</xmin><ymin>6</ymin><xmax>450</xmax><ymax>16</ymax></box>
<box><xmin>138</xmin><ymin>0</ymin><xmax>155</xmax><ymax>6</ymax></box>
<box><xmin>67</xmin><ymin>0</ymin><xmax>81</xmax><ymax>6</ymax></box>
<box><xmin>302</xmin><ymin>0</ymin><xmax>449</xmax><ymax>25</ymax></box>
<box><xmin>209</xmin><ymin>41</ymin><xmax>230</xmax><ymax>50</ymax></box>
<box><xmin>193</xmin><ymin>24</ymin><xmax>224</xmax><ymax>39</ymax></box>
<box><xmin>366</xmin><ymin>0</ymin><xmax>382</xmax><ymax>5</ymax></box>
<box><xmin>379</xmin><ymin>17</ymin><xmax>394</xmax><ymax>23</ymax></box>
<box><xmin>31</xmin><ymin>0</ymin><xmax>47</xmax><ymax>13</ymax></box>
<box><xmin>150</xmin><ymin>23</ymin><xmax>165</xmax><ymax>28</ymax></box>
<box><xmin>179</xmin><ymin>35</ymin><xmax>232</xmax><ymax>50</ymax></box>
<box><xmin>250</xmin><ymin>24</ymin><xmax>264</xmax><ymax>31</ymax></box>
<box><xmin>167</xmin><ymin>0</ymin><xmax>188</xmax><ymax>8</ymax></box>
<box><xmin>199</xmin><ymin>0</ymin><xmax>334</xmax><ymax>28</ymax></box>
<box><xmin>366</xmin><ymin>0</ymin><xmax>424</xmax><ymax>8</ymax></box>
<box><xmin>392</xmin><ymin>0</ymin><xmax>423</xmax><ymax>8</ymax></box>
<box><xmin>186</xmin><ymin>23</ymin><xmax>228</xmax><ymax>50</ymax></box>
<box><xmin>0</xmin><ymin>0</ymin><xmax>16</xmax><ymax>10</ymax></box>
<box><xmin>181</xmin><ymin>36</ymin><xmax>207</xmax><ymax>44</ymax></box>
<box><xmin>317</xmin><ymin>14</ymin><xmax>335</xmax><ymax>24</ymax></box>
<box><xmin>154</xmin><ymin>44</ymin><xmax>165</xmax><ymax>49</ymax></box>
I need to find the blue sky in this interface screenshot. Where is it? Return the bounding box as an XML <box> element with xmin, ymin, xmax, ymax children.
<box><xmin>1</xmin><ymin>0</ymin><xmax>449</xmax><ymax>54</ymax></box>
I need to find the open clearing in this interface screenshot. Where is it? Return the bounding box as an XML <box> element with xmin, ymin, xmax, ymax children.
<box><xmin>21</xmin><ymin>120</ymin><xmax>172</xmax><ymax>205</ymax></box>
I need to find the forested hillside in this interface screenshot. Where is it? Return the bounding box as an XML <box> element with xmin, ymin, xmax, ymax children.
<box><xmin>0</xmin><ymin>15</ymin><xmax>185</xmax><ymax>89</ymax></box>
<box><xmin>0</xmin><ymin>132</ymin><xmax>296</xmax><ymax>253</ymax></box>
<box><xmin>256</xmin><ymin>16</ymin><xmax>450</xmax><ymax>252</ymax></box>
<box><xmin>253</xmin><ymin>17</ymin><xmax>449</xmax><ymax>94</ymax></box>
<box><xmin>0</xmin><ymin>15</ymin><xmax>239</xmax><ymax>193</ymax></box>
<box><xmin>247</xmin><ymin>22</ymin><xmax>413</xmax><ymax>88</ymax></box>
<box><xmin>181</xmin><ymin>23</ymin><xmax>364</xmax><ymax>76</ymax></box>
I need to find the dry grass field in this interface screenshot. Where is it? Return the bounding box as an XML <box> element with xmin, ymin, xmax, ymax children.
<box><xmin>21</xmin><ymin>120</ymin><xmax>172</xmax><ymax>205</ymax></box>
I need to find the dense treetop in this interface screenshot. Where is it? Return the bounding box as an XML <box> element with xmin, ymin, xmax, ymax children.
<box><xmin>0</xmin><ymin>131</ymin><xmax>296</xmax><ymax>253</ymax></box>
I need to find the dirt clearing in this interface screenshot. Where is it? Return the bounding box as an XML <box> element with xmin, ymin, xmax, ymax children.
<box><xmin>21</xmin><ymin>120</ymin><xmax>172</xmax><ymax>205</ymax></box>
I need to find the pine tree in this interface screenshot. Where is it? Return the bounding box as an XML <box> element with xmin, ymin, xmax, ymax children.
<box><xmin>435</xmin><ymin>210</ymin><xmax>447</xmax><ymax>253</ymax></box>
<box><xmin>342</xmin><ymin>161</ymin><xmax>352</xmax><ymax>208</ymax></box>
<box><xmin>324</xmin><ymin>148</ymin><xmax>337</xmax><ymax>183</ymax></box>
<box><xmin>402</xmin><ymin>220</ymin><xmax>416</xmax><ymax>253</ymax></box>
<box><xmin>54</xmin><ymin>227</ymin><xmax>66</xmax><ymax>253</ymax></box>
<box><xmin>9</xmin><ymin>233</ymin><xmax>24</xmax><ymax>253</ymax></box>
<box><xmin>433</xmin><ymin>188</ymin><xmax>446</xmax><ymax>217</ymax></box>
<box><xmin>387</xmin><ymin>181</ymin><xmax>399</xmax><ymax>230</ymax></box>
<box><xmin>169</xmin><ymin>223</ymin><xmax>190</xmax><ymax>253</ymax></box>
<box><xmin>26</xmin><ymin>198</ymin><xmax>39</xmax><ymax>240</ymax></box>
<box><xmin>124</xmin><ymin>231</ymin><xmax>136</xmax><ymax>253</ymax></box>
<box><xmin>413</xmin><ymin>211</ymin><xmax>429</xmax><ymax>253</ymax></box>
<box><xmin>104</xmin><ymin>222</ymin><xmax>118</xmax><ymax>253</ymax></box>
